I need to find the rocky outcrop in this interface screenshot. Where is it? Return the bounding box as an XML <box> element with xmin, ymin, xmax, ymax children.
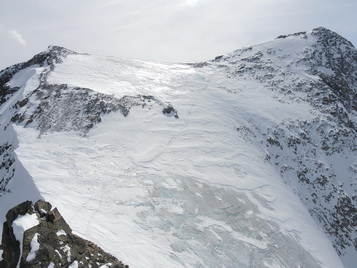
<box><xmin>0</xmin><ymin>200</ymin><xmax>128</xmax><ymax>268</ymax></box>
<box><xmin>12</xmin><ymin>82</ymin><xmax>177</xmax><ymax>136</ymax></box>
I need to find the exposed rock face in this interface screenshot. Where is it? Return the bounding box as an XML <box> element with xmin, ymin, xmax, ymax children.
<box><xmin>12</xmin><ymin>81</ymin><xmax>173</xmax><ymax>136</ymax></box>
<box><xmin>0</xmin><ymin>200</ymin><xmax>128</xmax><ymax>268</ymax></box>
<box><xmin>0</xmin><ymin>71</ymin><xmax>20</xmax><ymax>194</ymax></box>
<box><xmin>261</xmin><ymin>28</ymin><xmax>357</xmax><ymax>257</ymax></box>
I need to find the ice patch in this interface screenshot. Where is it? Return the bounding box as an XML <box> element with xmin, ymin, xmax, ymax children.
<box><xmin>55</xmin><ymin>249</ymin><xmax>62</xmax><ymax>258</ymax></box>
<box><xmin>26</xmin><ymin>233</ymin><xmax>40</xmax><ymax>262</ymax></box>
<box><xmin>39</xmin><ymin>209</ymin><xmax>47</xmax><ymax>215</ymax></box>
<box><xmin>56</xmin><ymin>229</ymin><xmax>67</xmax><ymax>236</ymax></box>
<box><xmin>197</xmin><ymin>216</ymin><xmax>268</xmax><ymax>250</ymax></box>
<box><xmin>61</xmin><ymin>245</ymin><xmax>71</xmax><ymax>262</ymax></box>
<box><xmin>68</xmin><ymin>260</ymin><xmax>78</xmax><ymax>268</ymax></box>
<box><xmin>99</xmin><ymin>264</ymin><xmax>112</xmax><ymax>268</ymax></box>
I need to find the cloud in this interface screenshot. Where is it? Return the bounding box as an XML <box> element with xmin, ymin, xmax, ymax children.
<box><xmin>183</xmin><ymin>0</ymin><xmax>199</xmax><ymax>6</ymax></box>
<box><xmin>9</xmin><ymin>30</ymin><xmax>27</xmax><ymax>46</ymax></box>
<box><xmin>0</xmin><ymin>0</ymin><xmax>356</xmax><ymax>70</ymax></box>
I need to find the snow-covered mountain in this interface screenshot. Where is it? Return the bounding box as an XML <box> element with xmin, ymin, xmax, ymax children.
<box><xmin>0</xmin><ymin>27</ymin><xmax>356</xmax><ymax>267</ymax></box>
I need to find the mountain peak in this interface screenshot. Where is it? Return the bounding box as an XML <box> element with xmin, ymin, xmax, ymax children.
<box><xmin>23</xmin><ymin>45</ymin><xmax>78</xmax><ymax>68</ymax></box>
<box><xmin>46</xmin><ymin>45</ymin><xmax>77</xmax><ymax>55</ymax></box>
<box><xmin>208</xmin><ymin>27</ymin><xmax>357</xmax><ymax>112</ymax></box>
<box><xmin>311</xmin><ymin>27</ymin><xmax>355</xmax><ymax>48</ymax></box>
<box><xmin>274</xmin><ymin>27</ymin><xmax>354</xmax><ymax>49</ymax></box>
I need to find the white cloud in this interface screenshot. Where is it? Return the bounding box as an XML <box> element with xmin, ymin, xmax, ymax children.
<box><xmin>0</xmin><ymin>0</ymin><xmax>356</xmax><ymax>70</ymax></box>
<box><xmin>9</xmin><ymin>30</ymin><xmax>27</xmax><ymax>46</ymax></box>
<box><xmin>184</xmin><ymin>0</ymin><xmax>199</xmax><ymax>6</ymax></box>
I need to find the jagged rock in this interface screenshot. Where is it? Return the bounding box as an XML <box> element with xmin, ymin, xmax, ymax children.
<box><xmin>12</xmin><ymin>83</ymin><xmax>178</xmax><ymax>135</ymax></box>
<box><xmin>0</xmin><ymin>200</ymin><xmax>128</xmax><ymax>268</ymax></box>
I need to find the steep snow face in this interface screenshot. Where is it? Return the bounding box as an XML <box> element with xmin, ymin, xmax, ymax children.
<box><xmin>12</xmin><ymin>81</ymin><xmax>340</xmax><ymax>268</ymax></box>
<box><xmin>47</xmin><ymin>55</ymin><xmax>196</xmax><ymax>98</ymax></box>
<box><xmin>0</xmin><ymin>45</ymin><xmax>79</xmax><ymax>194</ymax></box>
<box><xmin>207</xmin><ymin>27</ymin><xmax>357</xmax><ymax>266</ymax></box>
<box><xmin>0</xmin><ymin>28</ymin><xmax>355</xmax><ymax>267</ymax></box>
<box><xmin>0</xmin><ymin>61</ymin><xmax>42</xmax><ymax>212</ymax></box>
<box><xmin>0</xmin><ymin>65</ymin><xmax>23</xmax><ymax>194</ymax></box>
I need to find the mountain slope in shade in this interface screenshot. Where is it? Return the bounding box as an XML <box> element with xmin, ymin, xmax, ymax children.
<box><xmin>0</xmin><ymin>27</ymin><xmax>356</xmax><ymax>267</ymax></box>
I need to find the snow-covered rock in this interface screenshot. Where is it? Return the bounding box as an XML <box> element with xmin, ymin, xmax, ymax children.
<box><xmin>0</xmin><ymin>200</ymin><xmax>127</xmax><ymax>267</ymax></box>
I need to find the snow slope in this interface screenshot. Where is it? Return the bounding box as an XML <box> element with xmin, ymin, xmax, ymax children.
<box><xmin>1</xmin><ymin>28</ymin><xmax>356</xmax><ymax>267</ymax></box>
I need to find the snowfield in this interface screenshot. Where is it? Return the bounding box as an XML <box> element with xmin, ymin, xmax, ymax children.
<box><xmin>1</xmin><ymin>28</ymin><xmax>356</xmax><ymax>267</ymax></box>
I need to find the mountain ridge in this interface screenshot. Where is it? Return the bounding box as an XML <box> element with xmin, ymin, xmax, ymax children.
<box><xmin>0</xmin><ymin>27</ymin><xmax>356</xmax><ymax>267</ymax></box>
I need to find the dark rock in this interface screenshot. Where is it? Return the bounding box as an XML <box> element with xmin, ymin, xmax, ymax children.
<box><xmin>276</xmin><ymin>31</ymin><xmax>307</xmax><ymax>39</ymax></box>
<box><xmin>11</xmin><ymin>75</ymin><xmax>179</xmax><ymax>136</ymax></box>
<box><xmin>34</xmin><ymin>200</ymin><xmax>52</xmax><ymax>217</ymax></box>
<box><xmin>213</xmin><ymin>55</ymin><xmax>224</xmax><ymax>62</ymax></box>
<box><xmin>0</xmin><ymin>200</ymin><xmax>128</xmax><ymax>268</ymax></box>
<box><xmin>162</xmin><ymin>104</ymin><xmax>179</xmax><ymax>118</ymax></box>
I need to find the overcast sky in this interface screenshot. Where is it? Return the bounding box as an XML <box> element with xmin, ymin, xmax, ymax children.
<box><xmin>1</xmin><ymin>0</ymin><xmax>356</xmax><ymax>70</ymax></box>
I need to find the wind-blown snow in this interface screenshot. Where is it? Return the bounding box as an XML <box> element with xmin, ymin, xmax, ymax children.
<box><xmin>48</xmin><ymin>55</ymin><xmax>195</xmax><ymax>98</ymax></box>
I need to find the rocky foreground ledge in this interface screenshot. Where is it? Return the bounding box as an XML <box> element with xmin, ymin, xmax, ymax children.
<box><xmin>0</xmin><ymin>200</ymin><xmax>128</xmax><ymax>268</ymax></box>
